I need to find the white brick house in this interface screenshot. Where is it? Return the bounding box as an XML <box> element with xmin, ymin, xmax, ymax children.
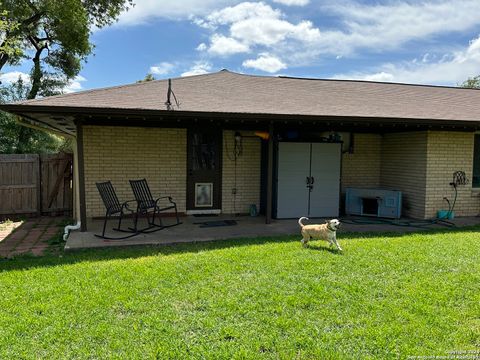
<box><xmin>2</xmin><ymin>70</ymin><xmax>480</xmax><ymax>231</ymax></box>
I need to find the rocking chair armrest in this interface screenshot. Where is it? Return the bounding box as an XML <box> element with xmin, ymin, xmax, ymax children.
<box><xmin>121</xmin><ymin>200</ymin><xmax>138</xmax><ymax>213</ymax></box>
<box><xmin>154</xmin><ymin>196</ymin><xmax>174</xmax><ymax>204</ymax></box>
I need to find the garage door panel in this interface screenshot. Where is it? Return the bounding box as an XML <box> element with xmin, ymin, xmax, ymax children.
<box><xmin>276</xmin><ymin>142</ymin><xmax>310</xmax><ymax>218</ymax></box>
<box><xmin>309</xmin><ymin>143</ymin><xmax>341</xmax><ymax>217</ymax></box>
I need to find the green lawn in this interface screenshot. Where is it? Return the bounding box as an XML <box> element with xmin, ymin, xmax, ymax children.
<box><xmin>1</xmin><ymin>228</ymin><xmax>479</xmax><ymax>359</ymax></box>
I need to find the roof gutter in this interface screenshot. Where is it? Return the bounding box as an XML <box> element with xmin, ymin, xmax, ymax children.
<box><xmin>2</xmin><ymin>103</ymin><xmax>480</xmax><ymax>129</ymax></box>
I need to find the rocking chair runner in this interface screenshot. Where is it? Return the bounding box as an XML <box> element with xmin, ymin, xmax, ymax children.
<box><xmin>129</xmin><ymin>178</ymin><xmax>181</xmax><ymax>233</ymax></box>
<box><xmin>95</xmin><ymin>181</ymin><xmax>139</xmax><ymax>240</ymax></box>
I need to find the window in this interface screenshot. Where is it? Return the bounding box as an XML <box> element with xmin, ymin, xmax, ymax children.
<box><xmin>473</xmin><ymin>134</ymin><xmax>480</xmax><ymax>188</ymax></box>
<box><xmin>191</xmin><ymin>133</ymin><xmax>216</xmax><ymax>171</ymax></box>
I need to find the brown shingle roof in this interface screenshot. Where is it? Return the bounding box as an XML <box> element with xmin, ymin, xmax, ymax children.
<box><xmin>10</xmin><ymin>70</ymin><xmax>480</xmax><ymax>121</ymax></box>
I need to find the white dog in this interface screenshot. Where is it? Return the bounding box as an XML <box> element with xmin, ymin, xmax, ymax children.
<box><xmin>298</xmin><ymin>217</ymin><xmax>342</xmax><ymax>251</ymax></box>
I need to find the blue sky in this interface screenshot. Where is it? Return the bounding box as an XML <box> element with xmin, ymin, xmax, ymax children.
<box><xmin>2</xmin><ymin>0</ymin><xmax>480</xmax><ymax>92</ymax></box>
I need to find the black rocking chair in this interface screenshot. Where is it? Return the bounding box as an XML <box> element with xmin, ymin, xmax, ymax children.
<box><xmin>95</xmin><ymin>181</ymin><xmax>139</xmax><ymax>240</ymax></box>
<box><xmin>129</xmin><ymin>178</ymin><xmax>181</xmax><ymax>233</ymax></box>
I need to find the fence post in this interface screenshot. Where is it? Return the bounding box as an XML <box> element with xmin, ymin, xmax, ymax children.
<box><xmin>36</xmin><ymin>154</ymin><xmax>41</xmax><ymax>217</ymax></box>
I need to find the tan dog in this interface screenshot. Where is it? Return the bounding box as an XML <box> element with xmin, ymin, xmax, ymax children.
<box><xmin>299</xmin><ymin>217</ymin><xmax>342</xmax><ymax>251</ymax></box>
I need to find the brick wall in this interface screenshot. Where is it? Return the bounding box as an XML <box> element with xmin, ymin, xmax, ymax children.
<box><xmin>83</xmin><ymin>126</ymin><xmax>187</xmax><ymax>218</ymax></box>
<box><xmin>341</xmin><ymin>133</ymin><xmax>382</xmax><ymax>191</ymax></box>
<box><xmin>425</xmin><ymin>131</ymin><xmax>480</xmax><ymax>217</ymax></box>
<box><xmin>343</xmin><ymin>131</ymin><xmax>480</xmax><ymax>219</ymax></box>
<box><xmin>379</xmin><ymin>132</ymin><xmax>428</xmax><ymax>218</ymax></box>
<box><xmin>83</xmin><ymin>126</ymin><xmax>261</xmax><ymax>218</ymax></box>
<box><xmin>342</xmin><ymin>131</ymin><xmax>432</xmax><ymax>219</ymax></box>
<box><xmin>222</xmin><ymin>130</ymin><xmax>262</xmax><ymax>214</ymax></box>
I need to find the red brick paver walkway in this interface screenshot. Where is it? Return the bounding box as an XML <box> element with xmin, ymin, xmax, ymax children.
<box><xmin>0</xmin><ymin>217</ymin><xmax>65</xmax><ymax>258</ymax></box>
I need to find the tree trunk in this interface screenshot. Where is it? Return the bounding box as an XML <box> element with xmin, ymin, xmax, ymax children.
<box><xmin>27</xmin><ymin>46</ymin><xmax>44</xmax><ymax>100</ymax></box>
<box><xmin>17</xmin><ymin>45</ymin><xmax>44</xmax><ymax>151</ymax></box>
<box><xmin>0</xmin><ymin>52</ymin><xmax>10</xmax><ymax>73</ymax></box>
<box><xmin>0</xmin><ymin>11</ymin><xmax>43</xmax><ymax>73</ymax></box>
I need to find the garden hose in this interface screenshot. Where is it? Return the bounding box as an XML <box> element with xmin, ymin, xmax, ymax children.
<box><xmin>445</xmin><ymin>182</ymin><xmax>458</xmax><ymax>219</ymax></box>
<box><xmin>341</xmin><ymin>217</ymin><xmax>455</xmax><ymax>229</ymax></box>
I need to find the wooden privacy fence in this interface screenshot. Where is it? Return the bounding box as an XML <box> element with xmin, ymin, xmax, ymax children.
<box><xmin>0</xmin><ymin>153</ymin><xmax>73</xmax><ymax>216</ymax></box>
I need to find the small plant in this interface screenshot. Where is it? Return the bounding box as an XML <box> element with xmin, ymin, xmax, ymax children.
<box><xmin>45</xmin><ymin>221</ymin><xmax>70</xmax><ymax>256</ymax></box>
<box><xmin>47</xmin><ymin>231</ymin><xmax>64</xmax><ymax>245</ymax></box>
<box><xmin>0</xmin><ymin>219</ymin><xmax>13</xmax><ymax>231</ymax></box>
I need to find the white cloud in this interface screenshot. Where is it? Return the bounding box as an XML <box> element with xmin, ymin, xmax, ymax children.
<box><xmin>230</xmin><ymin>18</ymin><xmax>308</xmax><ymax>46</ymax></box>
<box><xmin>107</xmin><ymin>0</ymin><xmax>480</xmax><ymax>83</ymax></box>
<box><xmin>117</xmin><ymin>0</ymin><xmax>238</xmax><ymax>25</ymax></box>
<box><xmin>0</xmin><ymin>71</ymin><xmax>30</xmax><ymax>84</ymax></box>
<box><xmin>205</xmin><ymin>2</ymin><xmax>280</xmax><ymax>26</ymax></box>
<box><xmin>348</xmin><ymin>72</ymin><xmax>395</xmax><ymax>83</ymax></box>
<box><xmin>202</xmin><ymin>2</ymin><xmax>319</xmax><ymax>46</ymax></box>
<box><xmin>196</xmin><ymin>43</ymin><xmax>208</xmax><ymax>51</ymax></box>
<box><xmin>193</xmin><ymin>0</ymin><xmax>480</xmax><ymax>72</ymax></box>
<box><xmin>198</xmin><ymin>1</ymin><xmax>319</xmax><ymax>62</ymax></box>
<box><xmin>333</xmin><ymin>36</ymin><xmax>480</xmax><ymax>86</ymax></box>
<box><xmin>150</xmin><ymin>62</ymin><xmax>175</xmax><ymax>75</ymax></box>
<box><xmin>106</xmin><ymin>0</ymin><xmax>480</xmax><ymax>82</ymax></box>
<box><xmin>0</xmin><ymin>71</ymin><xmax>86</xmax><ymax>93</ymax></box>
<box><xmin>315</xmin><ymin>0</ymin><xmax>480</xmax><ymax>56</ymax></box>
<box><xmin>243</xmin><ymin>53</ymin><xmax>286</xmax><ymax>73</ymax></box>
<box><xmin>229</xmin><ymin>18</ymin><xmax>319</xmax><ymax>47</ymax></box>
<box><xmin>64</xmin><ymin>75</ymin><xmax>87</xmax><ymax>93</ymax></box>
<box><xmin>207</xmin><ymin>34</ymin><xmax>249</xmax><ymax>56</ymax></box>
<box><xmin>181</xmin><ymin>61</ymin><xmax>213</xmax><ymax>76</ymax></box>
<box><xmin>273</xmin><ymin>0</ymin><xmax>309</xmax><ymax>6</ymax></box>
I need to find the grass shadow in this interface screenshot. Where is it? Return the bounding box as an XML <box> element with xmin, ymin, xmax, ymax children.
<box><xmin>0</xmin><ymin>234</ymin><xmax>300</xmax><ymax>272</ymax></box>
<box><xmin>305</xmin><ymin>244</ymin><xmax>343</xmax><ymax>254</ymax></box>
<box><xmin>338</xmin><ymin>223</ymin><xmax>480</xmax><ymax>239</ymax></box>
<box><xmin>1</xmin><ymin>223</ymin><xmax>479</xmax><ymax>273</ymax></box>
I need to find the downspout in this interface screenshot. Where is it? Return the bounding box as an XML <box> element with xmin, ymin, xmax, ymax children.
<box><xmin>63</xmin><ymin>222</ymin><xmax>81</xmax><ymax>241</ymax></box>
<box><xmin>64</xmin><ymin>137</ymin><xmax>81</xmax><ymax>240</ymax></box>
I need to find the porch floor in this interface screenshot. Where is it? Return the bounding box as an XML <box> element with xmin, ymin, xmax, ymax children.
<box><xmin>65</xmin><ymin>215</ymin><xmax>480</xmax><ymax>250</ymax></box>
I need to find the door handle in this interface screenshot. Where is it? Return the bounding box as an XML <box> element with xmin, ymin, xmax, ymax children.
<box><xmin>311</xmin><ymin>177</ymin><xmax>314</xmax><ymax>184</ymax></box>
<box><xmin>306</xmin><ymin>176</ymin><xmax>313</xmax><ymax>190</ymax></box>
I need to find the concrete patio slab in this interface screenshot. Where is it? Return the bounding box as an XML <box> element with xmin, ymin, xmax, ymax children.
<box><xmin>65</xmin><ymin>215</ymin><xmax>480</xmax><ymax>250</ymax></box>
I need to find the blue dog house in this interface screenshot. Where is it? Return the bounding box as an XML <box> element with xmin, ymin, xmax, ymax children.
<box><xmin>345</xmin><ymin>188</ymin><xmax>402</xmax><ymax>219</ymax></box>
